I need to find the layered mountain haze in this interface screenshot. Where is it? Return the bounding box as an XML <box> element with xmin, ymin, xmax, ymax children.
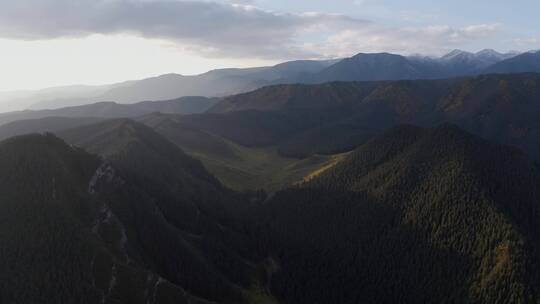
<box><xmin>0</xmin><ymin>84</ymin><xmax>119</xmax><ymax>112</ymax></box>
<box><xmin>0</xmin><ymin>59</ymin><xmax>338</xmax><ymax>112</ymax></box>
<box><xmin>0</xmin><ymin>49</ymin><xmax>532</xmax><ymax>112</ymax></box>
<box><xmin>0</xmin><ymin>96</ymin><xmax>218</xmax><ymax>128</ymax></box>
<box><xmin>2</xmin><ymin>72</ymin><xmax>540</xmax><ymax>191</ymax></box>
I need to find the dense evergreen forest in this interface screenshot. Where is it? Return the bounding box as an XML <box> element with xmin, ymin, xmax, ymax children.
<box><xmin>0</xmin><ymin>121</ymin><xmax>539</xmax><ymax>303</ymax></box>
<box><xmin>254</xmin><ymin>124</ymin><xmax>540</xmax><ymax>303</ymax></box>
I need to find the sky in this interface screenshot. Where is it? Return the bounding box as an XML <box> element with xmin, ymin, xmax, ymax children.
<box><xmin>0</xmin><ymin>0</ymin><xmax>539</xmax><ymax>92</ymax></box>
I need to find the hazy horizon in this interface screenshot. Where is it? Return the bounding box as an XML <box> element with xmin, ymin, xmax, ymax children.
<box><xmin>1</xmin><ymin>0</ymin><xmax>540</xmax><ymax>92</ymax></box>
<box><xmin>0</xmin><ymin>48</ymin><xmax>531</xmax><ymax>94</ymax></box>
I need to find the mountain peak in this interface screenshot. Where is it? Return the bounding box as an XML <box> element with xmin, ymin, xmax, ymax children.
<box><xmin>476</xmin><ymin>48</ymin><xmax>500</xmax><ymax>55</ymax></box>
<box><xmin>441</xmin><ymin>49</ymin><xmax>474</xmax><ymax>61</ymax></box>
<box><xmin>475</xmin><ymin>49</ymin><xmax>519</xmax><ymax>61</ymax></box>
<box><xmin>352</xmin><ymin>52</ymin><xmax>401</xmax><ymax>59</ymax></box>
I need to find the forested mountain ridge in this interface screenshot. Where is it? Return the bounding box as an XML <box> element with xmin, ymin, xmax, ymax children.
<box><xmin>205</xmin><ymin>73</ymin><xmax>540</xmax><ymax>161</ymax></box>
<box><xmin>1</xmin><ymin>73</ymin><xmax>539</xmax><ymax>191</ymax></box>
<box><xmin>0</xmin><ymin>126</ymin><xmax>274</xmax><ymax>303</ymax></box>
<box><xmin>58</xmin><ymin>119</ymin><xmax>277</xmax><ymax>303</ymax></box>
<box><xmin>255</xmin><ymin>124</ymin><xmax>540</xmax><ymax>304</ymax></box>
<box><xmin>0</xmin><ymin>133</ymin><xmax>213</xmax><ymax>304</ymax></box>
<box><xmin>1</xmin><ymin>122</ymin><xmax>540</xmax><ymax>303</ymax></box>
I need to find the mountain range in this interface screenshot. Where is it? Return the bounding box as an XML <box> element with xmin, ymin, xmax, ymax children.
<box><xmin>0</xmin><ymin>59</ymin><xmax>337</xmax><ymax>112</ymax></box>
<box><xmin>201</xmin><ymin>73</ymin><xmax>540</xmax><ymax>162</ymax></box>
<box><xmin>2</xmin><ymin>49</ymin><xmax>538</xmax><ymax>112</ymax></box>
<box><xmin>1</xmin><ymin>72</ymin><xmax>540</xmax><ymax>191</ymax></box>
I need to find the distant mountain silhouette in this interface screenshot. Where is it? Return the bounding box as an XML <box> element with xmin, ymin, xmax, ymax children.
<box><xmin>0</xmin><ymin>59</ymin><xmax>337</xmax><ymax>111</ymax></box>
<box><xmin>3</xmin><ymin>49</ymin><xmax>536</xmax><ymax>112</ymax></box>
<box><xmin>303</xmin><ymin>49</ymin><xmax>520</xmax><ymax>83</ymax></box>
<box><xmin>306</xmin><ymin>53</ymin><xmax>438</xmax><ymax>82</ymax></box>
<box><xmin>483</xmin><ymin>51</ymin><xmax>540</xmax><ymax>74</ymax></box>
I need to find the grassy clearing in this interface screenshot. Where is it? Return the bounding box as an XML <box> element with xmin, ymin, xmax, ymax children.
<box><xmin>186</xmin><ymin>137</ymin><xmax>342</xmax><ymax>192</ymax></box>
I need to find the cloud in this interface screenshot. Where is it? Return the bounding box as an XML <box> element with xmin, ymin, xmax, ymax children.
<box><xmin>513</xmin><ymin>37</ymin><xmax>540</xmax><ymax>47</ymax></box>
<box><xmin>309</xmin><ymin>23</ymin><xmax>500</xmax><ymax>57</ymax></box>
<box><xmin>0</xmin><ymin>0</ymin><xmax>500</xmax><ymax>59</ymax></box>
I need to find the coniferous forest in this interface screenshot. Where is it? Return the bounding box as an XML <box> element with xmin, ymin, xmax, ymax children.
<box><xmin>1</xmin><ymin>119</ymin><xmax>539</xmax><ymax>303</ymax></box>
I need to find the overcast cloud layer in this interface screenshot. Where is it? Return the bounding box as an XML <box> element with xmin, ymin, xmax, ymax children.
<box><xmin>0</xmin><ymin>0</ymin><xmax>500</xmax><ymax>59</ymax></box>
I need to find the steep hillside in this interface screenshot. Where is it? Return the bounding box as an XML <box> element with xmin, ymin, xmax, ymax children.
<box><xmin>58</xmin><ymin>119</ymin><xmax>278</xmax><ymax>303</ymax></box>
<box><xmin>0</xmin><ymin>121</ymin><xmax>288</xmax><ymax>303</ymax></box>
<box><xmin>255</xmin><ymin>124</ymin><xmax>540</xmax><ymax>304</ymax></box>
<box><xmin>0</xmin><ymin>134</ymin><xmax>213</xmax><ymax>304</ymax></box>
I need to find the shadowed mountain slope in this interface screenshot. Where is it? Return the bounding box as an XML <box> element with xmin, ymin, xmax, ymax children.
<box><xmin>255</xmin><ymin>124</ymin><xmax>540</xmax><ymax>304</ymax></box>
<box><xmin>0</xmin><ymin>134</ymin><xmax>219</xmax><ymax>304</ymax></box>
<box><xmin>3</xmin><ymin>122</ymin><xmax>539</xmax><ymax>304</ymax></box>
<box><xmin>206</xmin><ymin>73</ymin><xmax>540</xmax><ymax>160</ymax></box>
<box><xmin>58</xmin><ymin>119</ymin><xmax>276</xmax><ymax>303</ymax></box>
<box><xmin>0</xmin><ymin>121</ymin><xmax>279</xmax><ymax>303</ymax></box>
<box><xmin>483</xmin><ymin>51</ymin><xmax>540</xmax><ymax>74</ymax></box>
